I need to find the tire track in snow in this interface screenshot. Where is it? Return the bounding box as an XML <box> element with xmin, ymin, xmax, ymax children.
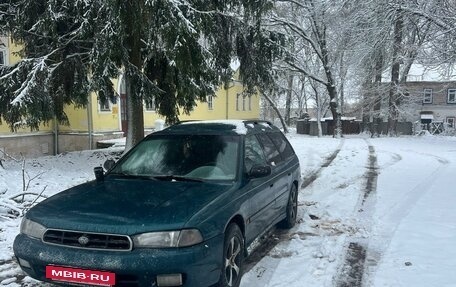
<box><xmin>362</xmin><ymin>144</ymin><xmax>378</xmax><ymax>204</ymax></box>
<box><xmin>301</xmin><ymin>139</ymin><xmax>345</xmax><ymax>189</ymax></box>
<box><xmin>336</xmin><ymin>139</ymin><xmax>378</xmax><ymax>287</ymax></box>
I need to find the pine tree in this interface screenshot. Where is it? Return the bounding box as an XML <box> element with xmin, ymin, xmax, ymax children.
<box><xmin>0</xmin><ymin>0</ymin><xmax>280</xmax><ymax>149</ymax></box>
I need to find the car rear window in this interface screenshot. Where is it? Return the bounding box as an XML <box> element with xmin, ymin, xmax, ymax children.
<box><xmin>268</xmin><ymin>132</ymin><xmax>295</xmax><ymax>160</ymax></box>
<box><xmin>256</xmin><ymin>133</ymin><xmax>283</xmax><ymax>166</ymax></box>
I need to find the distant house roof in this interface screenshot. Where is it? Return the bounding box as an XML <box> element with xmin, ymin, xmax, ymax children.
<box><xmin>306</xmin><ymin>116</ymin><xmax>357</xmax><ymax>122</ymax></box>
<box><xmin>421</xmin><ymin>114</ymin><xmax>434</xmax><ymax>120</ymax></box>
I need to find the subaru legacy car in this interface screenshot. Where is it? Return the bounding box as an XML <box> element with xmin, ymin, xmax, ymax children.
<box><xmin>14</xmin><ymin>120</ymin><xmax>300</xmax><ymax>287</ymax></box>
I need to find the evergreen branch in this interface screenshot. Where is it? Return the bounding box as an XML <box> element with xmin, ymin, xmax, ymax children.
<box><xmin>168</xmin><ymin>0</ymin><xmax>197</xmax><ymax>34</ymax></box>
<box><xmin>179</xmin><ymin>0</ymin><xmax>240</xmax><ymax>19</ymax></box>
<box><xmin>275</xmin><ymin>0</ymin><xmax>310</xmax><ymax>10</ymax></box>
<box><xmin>0</xmin><ymin>60</ymin><xmax>31</xmax><ymax>81</ymax></box>
<box><xmin>10</xmin><ymin>58</ymin><xmax>47</xmax><ymax>106</ymax></box>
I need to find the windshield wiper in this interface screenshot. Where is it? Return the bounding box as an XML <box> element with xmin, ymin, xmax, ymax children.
<box><xmin>153</xmin><ymin>175</ymin><xmax>203</xmax><ymax>182</ymax></box>
<box><xmin>109</xmin><ymin>172</ymin><xmax>133</xmax><ymax>177</ymax></box>
<box><xmin>109</xmin><ymin>172</ymin><xmax>158</xmax><ymax>180</ymax></box>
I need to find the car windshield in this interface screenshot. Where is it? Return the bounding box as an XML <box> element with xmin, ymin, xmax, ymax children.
<box><xmin>110</xmin><ymin>134</ymin><xmax>240</xmax><ymax>181</ymax></box>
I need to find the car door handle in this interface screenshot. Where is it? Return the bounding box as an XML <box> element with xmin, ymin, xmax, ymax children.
<box><xmin>270</xmin><ymin>183</ymin><xmax>274</xmax><ymax>187</ymax></box>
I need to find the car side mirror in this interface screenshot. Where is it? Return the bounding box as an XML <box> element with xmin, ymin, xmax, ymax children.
<box><xmin>248</xmin><ymin>165</ymin><xmax>271</xmax><ymax>179</ymax></box>
<box><xmin>103</xmin><ymin>159</ymin><xmax>116</xmax><ymax>171</ymax></box>
<box><xmin>94</xmin><ymin>166</ymin><xmax>104</xmax><ymax>181</ymax></box>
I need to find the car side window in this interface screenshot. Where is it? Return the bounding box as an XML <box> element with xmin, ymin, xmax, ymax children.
<box><xmin>256</xmin><ymin>133</ymin><xmax>283</xmax><ymax>166</ymax></box>
<box><xmin>268</xmin><ymin>132</ymin><xmax>295</xmax><ymax>160</ymax></box>
<box><xmin>244</xmin><ymin>135</ymin><xmax>267</xmax><ymax>172</ymax></box>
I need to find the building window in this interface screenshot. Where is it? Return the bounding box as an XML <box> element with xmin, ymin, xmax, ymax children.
<box><xmin>423</xmin><ymin>89</ymin><xmax>433</xmax><ymax>104</ymax></box>
<box><xmin>236</xmin><ymin>94</ymin><xmax>240</xmax><ymax>111</ymax></box>
<box><xmin>98</xmin><ymin>91</ymin><xmax>111</xmax><ymax>112</ymax></box>
<box><xmin>248</xmin><ymin>95</ymin><xmax>252</xmax><ymax>111</ymax></box>
<box><xmin>144</xmin><ymin>98</ymin><xmax>155</xmax><ymax>111</ymax></box>
<box><xmin>207</xmin><ymin>95</ymin><xmax>213</xmax><ymax>110</ymax></box>
<box><xmin>242</xmin><ymin>95</ymin><xmax>246</xmax><ymax>111</ymax></box>
<box><xmin>448</xmin><ymin>89</ymin><xmax>456</xmax><ymax>104</ymax></box>
<box><xmin>99</xmin><ymin>99</ymin><xmax>111</xmax><ymax>111</ymax></box>
<box><xmin>0</xmin><ymin>49</ymin><xmax>6</xmax><ymax>65</ymax></box>
<box><xmin>447</xmin><ymin>117</ymin><xmax>455</xmax><ymax>128</ymax></box>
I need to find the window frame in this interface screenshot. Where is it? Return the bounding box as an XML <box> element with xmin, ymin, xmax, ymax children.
<box><xmin>109</xmin><ymin>134</ymin><xmax>240</xmax><ymax>181</ymax></box>
<box><xmin>267</xmin><ymin>132</ymin><xmax>295</xmax><ymax>160</ymax></box>
<box><xmin>256</xmin><ymin>133</ymin><xmax>283</xmax><ymax>166</ymax></box>
<box><xmin>99</xmin><ymin>98</ymin><xmax>111</xmax><ymax>112</ymax></box>
<box><xmin>448</xmin><ymin>89</ymin><xmax>456</xmax><ymax>104</ymax></box>
<box><xmin>244</xmin><ymin>135</ymin><xmax>268</xmax><ymax>173</ymax></box>
<box><xmin>0</xmin><ymin>49</ymin><xmax>6</xmax><ymax>66</ymax></box>
<box><xmin>98</xmin><ymin>91</ymin><xmax>112</xmax><ymax>112</ymax></box>
<box><xmin>144</xmin><ymin>98</ymin><xmax>156</xmax><ymax>112</ymax></box>
<box><xmin>423</xmin><ymin>88</ymin><xmax>433</xmax><ymax>104</ymax></box>
<box><xmin>207</xmin><ymin>95</ymin><xmax>213</xmax><ymax>110</ymax></box>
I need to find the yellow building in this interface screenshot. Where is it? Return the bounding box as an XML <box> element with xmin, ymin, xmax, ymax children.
<box><xmin>0</xmin><ymin>38</ymin><xmax>260</xmax><ymax>157</ymax></box>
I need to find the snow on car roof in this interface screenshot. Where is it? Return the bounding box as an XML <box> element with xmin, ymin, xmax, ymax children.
<box><xmin>181</xmin><ymin>120</ymin><xmax>248</xmax><ymax>134</ymax></box>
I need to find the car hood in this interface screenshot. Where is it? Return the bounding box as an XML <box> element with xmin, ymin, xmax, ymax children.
<box><xmin>26</xmin><ymin>177</ymin><xmax>233</xmax><ymax>235</ymax></box>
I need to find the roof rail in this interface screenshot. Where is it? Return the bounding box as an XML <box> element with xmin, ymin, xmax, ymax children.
<box><xmin>242</xmin><ymin>120</ymin><xmax>273</xmax><ymax>126</ymax></box>
<box><xmin>175</xmin><ymin>120</ymin><xmax>201</xmax><ymax>125</ymax></box>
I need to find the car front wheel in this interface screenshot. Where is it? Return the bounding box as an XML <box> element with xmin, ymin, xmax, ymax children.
<box><xmin>219</xmin><ymin>223</ymin><xmax>244</xmax><ymax>287</ymax></box>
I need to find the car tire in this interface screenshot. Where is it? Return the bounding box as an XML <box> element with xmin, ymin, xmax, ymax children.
<box><xmin>219</xmin><ymin>223</ymin><xmax>244</xmax><ymax>287</ymax></box>
<box><xmin>280</xmin><ymin>184</ymin><xmax>298</xmax><ymax>229</ymax></box>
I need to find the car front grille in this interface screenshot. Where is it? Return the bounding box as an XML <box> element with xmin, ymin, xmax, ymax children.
<box><xmin>42</xmin><ymin>229</ymin><xmax>132</xmax><ymax>251</ymax></box>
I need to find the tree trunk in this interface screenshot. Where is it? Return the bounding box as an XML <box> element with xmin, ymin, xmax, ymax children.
<box><xmin>361</xmin><ymin>79</ymin><xmax>371</xmax><ymax>133</ymax></box>
<box><xmin>387</xmin><ymin>10</ymin><xmax>403</xmax><ymax>136</ymax></box>
<box><xmin>339</xmin><ymin>52</ymin><xmax>347</xmax><ymax>116</ymax></box>
<box><xmin>263</xmin><ymin>91</ymin><xmax>289</xmax><ymax>133</ymax></box>
<box><xmin>327</xmin><ymin>83</ymin><xmax>341</xmax><ymax>137</ymax></box>
<box><xmin>285</xmin><ymin>75</ymin><xmax>293</xmax><ymax>125</ymax></box>
<box><xmin>125</xmin><ymin>74</ymin><xmax>144</xmax><ymax>151</ymax></box>
<box><xmin>315</xmin><ymin>89</ymin><xmax>323</xmax><ymax>137</ymax></box>
<box><xmin>317</xmin><ymin>28</ymin><xmax>341</xmax><ymax>137</ymax></box>
<box><xmin>373</xmin><ymin>52</ymin><xmax>384</xmax><ymax>136</ymax></box>
<box><xmin>303</xmin><ymin>79</ymin><xmax>308</xmax><ymax>113</ymax></box>
<box><xmin>124</xmin><ymin>1</ymin><xmax>145</xmax><ymax>151</ymax></box>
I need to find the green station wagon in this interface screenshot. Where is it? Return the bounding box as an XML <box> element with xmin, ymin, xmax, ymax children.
<box><xmin>14</xmin><ymin>120</ymin><xmax>301</xmax><ymax>287</ymax></box>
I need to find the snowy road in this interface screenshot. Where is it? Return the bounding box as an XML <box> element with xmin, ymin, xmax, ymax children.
<box><xmin>242</xmin><ymin>135</ymin><xmax>456</xmax><ymax>287</ymax></box>
<box><xmin>1</xmin><ymin>135</ymin><xmax>456</xmax><ymax>286</ymax></box>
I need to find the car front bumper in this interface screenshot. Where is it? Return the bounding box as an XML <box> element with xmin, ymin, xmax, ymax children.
<box><xmin>13</xmin><ymin>233</ymin><xmax>224</xmax><ymax>287</ymax></box>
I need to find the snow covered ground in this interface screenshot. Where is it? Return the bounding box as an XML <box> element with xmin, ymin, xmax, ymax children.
<box><xmin>1</xmin><ymin>133</ymin><xmax>455</xmax><ymax>286</ymax></box>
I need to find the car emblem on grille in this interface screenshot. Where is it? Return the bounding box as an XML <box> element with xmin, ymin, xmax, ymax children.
<box><xmin>78</xmin><ymin>235</ymin><xmax>90</xmax><ymax>246</ymax></box>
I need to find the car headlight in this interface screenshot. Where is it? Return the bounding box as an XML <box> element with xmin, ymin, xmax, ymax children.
<box><xmin>132</xmin><ymin>229</ymin><xmax>203</xmax><ymax>248</ymax></box>
<box><xmin>20</xmin><ymin>217</ymin><xmax>46</xmax><ymax>239</ymax></box>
